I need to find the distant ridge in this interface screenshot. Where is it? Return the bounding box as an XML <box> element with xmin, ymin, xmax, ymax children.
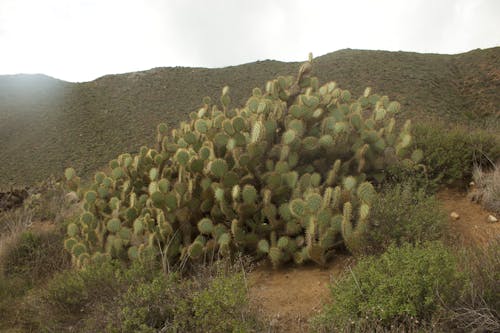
<box><xmin>0</xmin><ymin>47</ymin><xmax>498</xmax><ymax>186</ymax></box>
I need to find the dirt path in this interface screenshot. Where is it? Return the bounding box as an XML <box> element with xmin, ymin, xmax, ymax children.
<box><xmin>438</xmin><ymin>188</ymin><xmax>499</xmax><ymax>248</ymax></box>
<box><xmin>248</xmin><ymin>255</ymin><xmax>351</xmax><ymax>332</ymax></box>
<box><xmin>248</xmin><ymin>189</ymin><xmax>499</xmax><ymax>332</ymax></box>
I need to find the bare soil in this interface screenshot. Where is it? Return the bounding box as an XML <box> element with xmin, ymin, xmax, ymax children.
<box><xmin>438</xmin><ymin>188</ymin><xmax>500</xmax><ymax>248</ymax></box>
<box><xmin>249</xmin><ymin>255</ymin><xmax>351</xmax><ymax>333</ymax></box>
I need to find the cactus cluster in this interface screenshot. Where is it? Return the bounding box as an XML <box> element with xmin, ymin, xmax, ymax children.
<box><xmin>64</xmin><ymin>54</ymin><xmax>421</xmax><ymax>268</ymax></box>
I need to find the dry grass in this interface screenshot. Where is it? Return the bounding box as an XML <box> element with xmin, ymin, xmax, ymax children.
<box><xmin>0</xmin><ymin>207</ymin><xmax>34</xmax><ymax>273</ymax></box>
<box><xmin>470</xmin><ymin>162</ymin><xmax>500</xmax><ymax>215</ymax></box>
<box><xmin>441</xmin><ymin>240</ymin><xmax>500</xmax><ymax>332</ymax></box>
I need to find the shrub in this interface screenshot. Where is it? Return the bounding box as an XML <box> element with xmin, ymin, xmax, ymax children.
<box><xmin>119</xmin><ymin>274</ymin><xmax>184</xmax><ymax>333</ymax></box>
<box><xmin>364</xmin><ymin>182</ymin><xmax>446</xmax><ymax>253</ymax></box>
<box><xmin>192</xmin><ymin>272</ymin><xmax>250</xmax><ymax>332</ymax></box>
<box><xmin>44</xmin><ymin>260</ymin><xmax>122</xmax><ymax>313</ymax></box>
<box><xmin>119</xmin><ymin>258</ymin><xmax>259</xmax><ymax>333</ymax></box>
<box><xmin>310</xmin><ymin>242</ymin><xmax>465</xmax><ymax>332</ymax></box>
<box><xmin>1</xmin><ymin>230</ymin><xmax>70</xmax><ymax>283</ymax></box>
<box><xmin>32</xmin><ymin>257</ymin><xmax>261</xmax><ymax>333</ymax></box>
<box><xmin>411</xmin><ymin>121</ymin><xmax>500</xmax><ymax>187</ymax></box>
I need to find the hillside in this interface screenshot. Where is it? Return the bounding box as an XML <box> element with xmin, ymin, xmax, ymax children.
<box><xmin>0</xmin><ymin>47</ymin><xmax>498</xmax><ymax>187</ymax></box>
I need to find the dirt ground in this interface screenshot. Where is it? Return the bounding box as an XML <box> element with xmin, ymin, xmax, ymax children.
<box><xmin>248</xmin><ymin>188</ymin><xmax>499</xmax><ymax>332</ymax></box>
<box><xmin>249</xmin><ymin>255</ymin><xmax>351</xmax><ymax>332</ymax></box>
<box><xmin>438</xmin><ymin>188</ymin><xmax>500</xmax><ymax>248</ymax></box>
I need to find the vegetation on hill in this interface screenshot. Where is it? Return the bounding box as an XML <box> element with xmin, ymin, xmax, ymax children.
<box><xmin>0</xmin><ymin>47</ymin><xmax>498</xmax><ymax>187</ymax></box>
<box><xmin>0</xmin><ymin>49</ymin><xmax>498</xmax><ymax>332</ymax></box>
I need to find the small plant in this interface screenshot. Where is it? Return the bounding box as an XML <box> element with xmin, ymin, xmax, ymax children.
<box><xmin>1</xmin><ymin>230</ymin><xmax>70</xmax><ymax>283</ymax></box>
<box><xmin>120</xmin><ymin>274</ymin><xmax>183</xmax><ymax>333</ymax></box>
<box><xmin>412</xmin><ymin>121</ymin><xmax>500</xmax><ymax>187</ymax></box>
<box><xmin>310</xmin><ymin>242</ymin><xmax>465</xmax><ymax>332</ymax></box>
<box><xmin>364</xmin><ymin>182</ymin><xmax>446</xmax><ymax>253</ymax></box>
<box><xmin>192</xmin><ymin>272</ymin><xmax>250</xmax><ymax>332</ymax></box>
<box><xmin>44</xmin><ymin>260</ymin><xmax>122</xmax><ymax>313</ymax></box>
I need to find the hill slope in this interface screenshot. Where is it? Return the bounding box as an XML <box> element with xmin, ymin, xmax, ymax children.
<box><xmin>0</xmin><ymin>48</ymin><xmax>498</xmax><ymax>186</ymax></box>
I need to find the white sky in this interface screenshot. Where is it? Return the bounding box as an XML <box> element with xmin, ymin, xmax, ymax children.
<box><xmin>0</xmin><ymin>0</ymin><xmax>498</xmax><ymax>82</ymax></box>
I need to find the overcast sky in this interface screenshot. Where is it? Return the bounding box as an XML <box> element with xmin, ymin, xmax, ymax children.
<box><xmin>0</xmin><ymin>0</ymin><xmax>498</xmax><ymax>82</ymax></box>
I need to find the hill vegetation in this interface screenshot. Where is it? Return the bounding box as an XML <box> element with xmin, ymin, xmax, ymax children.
<box><xmin>0</xmin><ymin>49</ymin><xmax>499</xmax><ymax>332</ymax></box>
<box><xmin>0</xmin><ymin>47</ymin><xmax>499</xmax><ymax>187</ymax></box>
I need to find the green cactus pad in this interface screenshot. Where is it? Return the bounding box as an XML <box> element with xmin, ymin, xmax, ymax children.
<box><xmin>127</xmin><ymin>246</ymin><xmax>139</xmax><ymax>260</ymax></box>
<box><xmin>198</xmin><ymin>218</ymin><xmax>214</xmax><ymax>235</ymax></box>
<box><xmin>242</xmin><ymin>185</ymin><xmax>257</xmax><ymax>204</ymax></box>
<box><xmin>64</xmin><ymin>237</ymin><xmax>78</xmax><ymax>252</ymax></box>
<box><xmin>84</xmin><ymin>191</ymin><xmax>97</xmax><ymax>204</ymax></box>
<box><xmin>342</xmin><ymin>176</ymin><xmax>357</xmax><ymax>191</ymax></box>
<box><xmin>80</xmin><ymin>211</ymin><xmax>95</xmax><ymax>225</ymax></box>
<box><xmin>188</xmin><ymin>241</ymin><xmax>204</xmax><ymax>259</ymax></box>
<box><xmin>71</xmin><ymin>242</ymin><xmax>87</xmax><ymax>257</ymax></box>
<box><xmin>357</xmin><ymin>182</ymin><xmax>376</xmax><ymax>205</ymax></box>
<box><xmin>290</xmin><ymin>199</ymin><xmax>307</xmax><ymax>218</ymax></box>
<box><xmin>209</xmin><ymin>158</ymin><xmax>229</xmax><ymax>178</ymax></box>
<box><xmin>174</xmin><ymin>149</ymin><xmax>190</xmax><ymax>166</ymax></box>
<box><xmin>305</xmin><ymin>193</ymin><xmax>322</xmax><ymax>212</ymax></box>
<box><xmin>67</xmin><ymin>223</ymin><xmax>79</xmax><ymax>237</ymax></box>
<box><xmin>232</xmin><ymin>116</ymin><xmax>246</xmax><ymax>132</ymax></box>
<box><xmin>194</xmin><ymin>119</ymin><xmax>209</xmax><ymax>133</ymax></box>
<box><xmin>106</xmin><ymin>218</ymin><xmax>121</xmax><ymax>233</ymax></box>
<box><xmin>133</xmin><ymin>218</ymin><xmax>144</xmax><ymax>235</ymax></box>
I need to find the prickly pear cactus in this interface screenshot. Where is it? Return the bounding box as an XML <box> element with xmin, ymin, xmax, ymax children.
<box><xmin>64</xmin><ymin>54</ymin><xmax>416</xmax><ymax>268</ymax></box>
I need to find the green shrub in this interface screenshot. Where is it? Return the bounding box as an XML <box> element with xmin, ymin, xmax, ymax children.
<box><xmin>44</xmin><ymin>260</ymin><xmax>122</xmax><ymax>313</ymax></box>
<box><xmin>311</xmin><ymin>242</ymin><xmax>465</xmax><ymax>332</ymax></box>
<box><xmin>192</xmin><ymin>272</ymin><xmax>250</xmax><ymax>333</ymax></box>
<box><xmin>365</xmin><ymin>182</ymin><xmax>446</xmax><ymax>253</ymax></box>
<box><xmin>45</xmin><ymin>269</ymin><xmax>88</xmax><ymax>312</ymax></box>
<box><xmin>2</xmin><ymin>230</ymin><xmax>70</xmax><ymax>283</ymax></box>
<box><xmin>37</xmin><ymin>257</ymin><xmax>260</xmax><ymax>333</ymax></box>
<box><xmin>411</xmin><ymin>122</ymin><xmax>500</xmax><ymax>187</ymax></box>
<box><xmin>120</xmin><ymin>274</ymin><xmax>184</xmax><ymax>333</ymax></box>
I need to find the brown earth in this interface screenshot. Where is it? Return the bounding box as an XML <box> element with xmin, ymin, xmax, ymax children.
<box><xmin>438</xmin><ymin>188</ymin><xmax>500</xmax><ymax>248</ymax></box>
<box><xmin>249</xmin><ymin>255</ymin><xmax>352</xmax><ymax>333</ymax></box>
<box><xmin>248</xmin><ymin>189</ymin><xmax>499</xmax><ymax>332</ymax></box>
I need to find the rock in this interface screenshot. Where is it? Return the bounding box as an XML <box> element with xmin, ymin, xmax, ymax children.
<box><xmin>450</xmin><ymin>212</ymin><xmax>460</xmax><ymax>220</ymax></box>
<box><xmin>487</xmin><ymin>215</ymin><xmax>498</xmax><ymax>223</ymax></box>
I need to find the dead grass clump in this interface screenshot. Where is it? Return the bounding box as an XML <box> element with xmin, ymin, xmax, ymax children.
<box><xmin>470</xmin><ymin>162</ymin><xmax>500</xmax><ymax>215</ymax></box>
<box><xmin>442</xmin><ymin>240</ymin><xmax>500</xmax><ymax>332</ymax></box>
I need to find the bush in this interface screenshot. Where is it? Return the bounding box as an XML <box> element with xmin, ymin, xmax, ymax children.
<box><xmin>119</xmin><ymin>258</ymin><xmax>259</xmax><ymax>333</ymax></box>
<box><xmin>311</xmin><ymin>242</ymin><xmax>465</xmax><ymax>332</ymax></box>
<box><xmin>44</xmin><ymin>260</ymin><xmax>122</xmax><ymax>313</ymax></box>
<box><xmin>192</xmin><ymin>272</ymin><xmax>250</xmax><ymax>332</ymax></box>
<box><xmin>119</xmin><ymin>274</ymin><xmax>184</xmax><ymax>333</ymax></box>
<box><xmin>364</xmin><ymin>183</ymin><xmax>446</xmax><ymax>253</ymax></box>
<box><xmin>1</xmin><ymin>230</ymin><xmax>70</xmax><ymax>283</ymax></box>
<box><xmin>411</xmin><ymin>122</ymin><xmax>500</xmax><ymax>187</ymax></box>
<box><xmin>29</xmin><ymin>257</ymin><xmax>261</xmax><ymax>333</ymax></box>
